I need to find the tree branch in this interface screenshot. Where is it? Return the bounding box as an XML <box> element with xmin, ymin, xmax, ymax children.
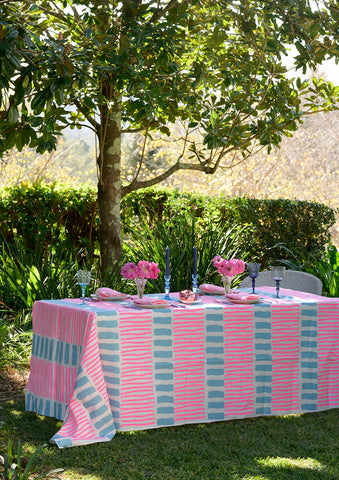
<box><xmin>70</xmin><ymin>94</ymin><xmax>100</xmax><ymax>132</ymax></box>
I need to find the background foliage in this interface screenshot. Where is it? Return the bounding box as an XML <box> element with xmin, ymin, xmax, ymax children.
<box><xmin>0</xmin><ymin>184</ymin><xmax>335</xmax><ymax>270</ymax></box>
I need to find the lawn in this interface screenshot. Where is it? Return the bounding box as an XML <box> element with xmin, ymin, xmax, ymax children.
<box><xmin>1</xmin><ymin>400</ymin><xmax>339</xmax><ymax>480</ymax></box>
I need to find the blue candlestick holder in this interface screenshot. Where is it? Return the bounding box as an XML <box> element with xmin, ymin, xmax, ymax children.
<box><xmin>164</xmin><ymin>274</ymin><xmax>171</xmax><ymax>299</ymax></box>
<box><xmin>192</xmin><ymin>273</ymin><xmax>199</xmax><ymax>294</ymax></box>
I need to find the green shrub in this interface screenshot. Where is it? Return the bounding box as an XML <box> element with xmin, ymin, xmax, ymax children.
<box><xmin>0</xmin><ymin>183</ymin><xmax>336</xmax><ymax>272</ymax></box>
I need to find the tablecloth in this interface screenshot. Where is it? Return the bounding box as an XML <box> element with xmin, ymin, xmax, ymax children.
<box><xmin>25</xmin><ymin>288</ymin><xmax>339</xmax><ymax>448</ymax></box>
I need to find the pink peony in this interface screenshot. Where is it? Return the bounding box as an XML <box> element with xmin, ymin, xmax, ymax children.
<box><xmin>122</xmin><ymin>260</ymin><xmax>161</xmax><ymax>280</ymax></box>
<box><xmin>121</xmin><ymin>262</ymin><xmax>139</xmax><ymax>280</ymax></box>
<box><xmin>147</xmin><ymin>262</ymin><xmax>161</xmax><ymax>280</ymax></box>
<box><xmin>213</xmin><ymin>255</ymin><xmax>223</xmax><ymax>267</ymax></box>
<box><xmin>236</xmin><ymin>259</ymin><xmax>245</xmax><ymax>274</ymax></box>
<box><xmin>214</xmin><ymin>257</ymin><xmax>245</xmax><ymax>277</ymax></box>
<box><xmin>137</xmin><ymin>260</ymin><xmax>151</xmax><ymax>279</ymax></box>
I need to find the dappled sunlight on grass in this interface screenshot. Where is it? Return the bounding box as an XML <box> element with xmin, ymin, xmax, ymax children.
<box><xmin>1</xmin><ymin>400</ymin><xmax>339</xmax><ymax>480</ymax></box>
<box><xmin>256</xmin><ymin>456</ymin><xmax>324</xmax><ymax>470</ymax></box>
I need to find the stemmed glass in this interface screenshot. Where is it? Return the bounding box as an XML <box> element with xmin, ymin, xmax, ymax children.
<box><xmin>77</xmin><ymin>270</ymin><xmax>92</xmax><ymax>303</ymax></box>
<box><xmin>271</xmin><ymin>266</ymin><xmax>285</xmax><ymax>298</ymax></box>
<box><xmin>246</xmin><ymin>263</ymin><xmax>261</xmax><ymax>294</ymax></box>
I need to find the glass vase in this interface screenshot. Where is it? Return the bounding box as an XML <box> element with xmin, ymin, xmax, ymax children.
<box><xmin>221</xmin><ymin>275</ymin><xmax>232</xmax><ymax>297</ymax></box>
<box><xmin>134</xmin><ymin>277</ymin><xmax>147</xmax><ymax>299</ymax></box>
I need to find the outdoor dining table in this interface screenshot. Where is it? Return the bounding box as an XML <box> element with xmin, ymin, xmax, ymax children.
<box><xmin>25</xmin><ymin>287</ymin><xmax>339</xmax><ymax>448</ymax></box>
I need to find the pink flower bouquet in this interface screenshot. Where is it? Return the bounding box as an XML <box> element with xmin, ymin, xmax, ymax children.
<box><xmin>212</xmin><ymin>256</ymin><xmax>245</xmax><ymax>295</ymax></box>
<box><xmin>121</xmin><ymin>261</ymin><xmax>161</xmax><ymax>298</ymax></box>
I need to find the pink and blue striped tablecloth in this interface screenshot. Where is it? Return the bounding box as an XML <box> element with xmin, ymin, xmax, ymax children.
<box><xmin>25</xmin><ymin>288</ymin><xmax>339</xmax><ymax>448</ymax></box>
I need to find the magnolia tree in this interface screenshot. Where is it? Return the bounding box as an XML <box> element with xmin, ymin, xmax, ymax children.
<box><xmin>1</xmin><ymin>0</ymin><xmax>338</xmax><ymax>274</ymax></box>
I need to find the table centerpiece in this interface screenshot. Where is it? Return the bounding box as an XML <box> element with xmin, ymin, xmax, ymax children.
<box><xmin>121</xmin><ymin>260</ymin><xmax>161</xmax><ymax>298</ymax></box>
<box><xmin>213</xmin><ymin>256</ymin><xmax>245</xmax><ymax>296</ymax></box>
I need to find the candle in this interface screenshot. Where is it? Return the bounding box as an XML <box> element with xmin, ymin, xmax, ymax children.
<box><xmin>193</xmin><ymin>246</ymin><xmax>197</xmax><ymax>275</ymax></box>
<box><xmin>165</xmin><ymin>246</ymin><xmax>170</xmax><ymax>276</ymax></box>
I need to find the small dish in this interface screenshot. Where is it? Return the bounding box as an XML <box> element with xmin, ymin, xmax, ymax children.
<box><xmin>132</xmin><ymin>302</ymin><xmax>170</xmax><ymax>309</ymax></box>
<box><xmin>226</xmin><ymin>297</ymin><xmax>262</xmax><ymax>305</ymax></box>
<box><xmin>179</xmin><ymin>298</ymin><xmax>202</xmax><ymax>304</ymax></box>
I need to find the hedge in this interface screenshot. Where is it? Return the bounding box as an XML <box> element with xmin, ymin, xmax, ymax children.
<box><xmin>0</xmin><ymin>183</ymin><xmax>336</xmax><ymax>267</ymax></box>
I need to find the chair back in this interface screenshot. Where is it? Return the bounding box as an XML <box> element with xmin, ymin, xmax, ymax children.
<box><xmin>239</xmin><ymin>270</ymin><xmax>322</xmax><ymax>295</ymax></box>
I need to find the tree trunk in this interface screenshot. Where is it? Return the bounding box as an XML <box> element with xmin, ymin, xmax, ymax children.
<box><xmin>97</xmin><ymin>95</ymin><xmax>122</xmax><ymax>276</ymax></box>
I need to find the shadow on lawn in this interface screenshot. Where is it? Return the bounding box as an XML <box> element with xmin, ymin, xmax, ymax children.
<box><xmin>1</xmin><ymin>401</ymin><xmax>339</xmax><ymax>480</ymax></box>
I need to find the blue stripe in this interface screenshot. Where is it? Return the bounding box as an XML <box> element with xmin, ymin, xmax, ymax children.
<box><xmin>255</xmin><ymin>364</ymin><xmax>272</xmax><ymax>372</ymax></box>
<box><xmin>155</xmin><ymin>372</ymin><xmax>173</xmax><ymax>381</ymax></box>
<box><xmin>206</xmin><ymin>347</ymin><xmax>224</xmax><ymax>354</ymax></box>
<box><xmin>254</xmin><ymin>311</ymin><xmax>271</xmax><ymax>318</ymax></box>
<box><xmin>154</xmin><ymin>339</ymin><xmax>172</xmax><ymax>347</ymax></box>
<box><xmin>207</xmin><ymin>368</ymin><xmax>224</xmax><ymax>376</ymax></box>
<box><xmin>155</xmin><ymin>362</ymin><xmax>173</xmax><ymax>369</ymax></box>
<box><xmin>89</xmin><ymin>404</ymin><xmax>108</xmax><ymax>418</ymax></box>
<box><xmin>301</xmin><ymin>330</ymin><xmax>317</xmax><ymax>337</ymax></box>
<box><xmin>208</xmin><ymin>401</ymin><xmax>224</xmax><ymax>409</ymax></box>
<box><xmin>157</xmin><ymin>406</ymin><xmax>174</xmax><ymax>414</ymax></box>
<box><xmin>208</xmin><ymin>412</ymin><xmax>224</xmax><ymax>420</ymax></box>
<box><xmin>156</xmin><ymin>384</ymin><xmax>174</xmax><ymax>392</ymax></box>
<box><xmin>301</xmin><ymin>403</ymin><xmax>317</xmax><ymax>411</ymax></box>
<box><xmin>301</xmin><ymin>309</ymin><xmax>317</xmax><ymax>316</ymax></box>
<box><xmin>98</xmin><ymin>331</ymin><xmax>119</xmax><ymax>340</ymax></box>
<box><xmin>154</xmin><ymin>317</ymin><xmax>172</xmax><ymax>324</ymax></box>
<box><xmin>207</xmin><ymin>358</ymin><xmax>224</xmax><ymax>365</ymax></box>
<box><xmin>157</xmin><ymin>395</ymin><xmax>174</xmax><ymax>403</ymax></box>
<box><xmin>206</xmin><ymin>336</ymin><xmax>224</xmax><ymax>343</ymax></box>
<box><xmin>97</xmin><ymin>319</ymin><xmax>118</xmax><ymax>328</ymax></box>
<box><xmin>94</xmin><ymin>414</ymin><xmax>113</xmax><ymax>430</ymax></box>
<box><xmin>208</xmin><ymin>391</ymin><xmax>224</xmax><ymax>398</ymax></box>
<box><xmin>255</xmin><ymin>332</ymin><xmax>271</xmax><ymax>339</ymax></box>
<box><xmin>255</xmin><ymin>343</ymin><xmax>271</xmax><ymax>351</ymax></box>
<box><xmin>77</xmin><ymin>386</ymin><xmax>96</xmax><ymax>400</ymax></box>
<box><xmin>255</xmin><ymin>322</ymin><xmax>271</xmax><ymax>329</ymax></box>
<box><xmin>154</xmin><ymin>328</ymin><xmax>172</xmax><ymax>336</ymax></box>
<box><xmin>154</xmin><ymin>351</ymin><xmax>172</xmax><ymax>358</ymax></box>
<box><xmin>157</xmin><ymin>418</ymin><xmax>174</xmax><ymax>426</ymax></box>
<box><xmin>206</xmin><ymin>325</ymin><xmax>223</xmax><ymax>332</ymax></box>
<box><xmin>98</xmin><ymin>342</ymin><xmax>119</xmax><ymax>351</ymax></box>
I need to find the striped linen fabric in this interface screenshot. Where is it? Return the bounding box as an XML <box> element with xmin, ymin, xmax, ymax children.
<box><xmin>25</xmin><ymin>289</ymin><xmax>339</xmax><ymax>447</ymax></box>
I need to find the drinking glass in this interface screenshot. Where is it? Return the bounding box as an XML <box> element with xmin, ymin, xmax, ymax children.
<box><xmin>246</xmin><ymin>263</ymin><xmax>261</xmax><ymax>294</ymax></box>
<box><xmin>77</xmin><ymin>270</ymin><xmax>92</xmax><ymax>303</ymax></box>
<box><xmin>271</xmin><ymin>266</ymin><xmax>285</xmax><ymax>298</ymax></box>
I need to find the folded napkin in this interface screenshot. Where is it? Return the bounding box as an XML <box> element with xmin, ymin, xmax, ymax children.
<box><xmin>97</xmin><ymin>287</ymin><xmax>126</xmax><ymax>297</ymax></box>
<box><xmin>227</xmin><ymin>292</ymin><xmax>260</xmax><ymax>301</ymax></box>
<box><xmin>133</xmin><ymin>298</ymin><xmax>169</xmax><ymax>306</ymax></box>
<box><xmin>199</xmin><ymin>284</ymin><xmax>227</xmax><ymax>294</ymax></box>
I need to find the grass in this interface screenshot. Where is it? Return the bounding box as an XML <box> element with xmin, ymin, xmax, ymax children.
<box><xmin>1</xmin><ymin>401</ymin><xmax>339</xmax><ymax>480</ymax></box>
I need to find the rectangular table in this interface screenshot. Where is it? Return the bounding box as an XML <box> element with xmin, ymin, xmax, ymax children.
<box><xmin>25</xmin><ymin>288</ymin><xmax>339</xmax><ymax>448</ymax></box>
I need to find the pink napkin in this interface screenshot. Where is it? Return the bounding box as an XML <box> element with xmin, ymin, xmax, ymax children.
<box><xmin>227</xmin><ymin>292</ymin><xmax>260</xmax><ymax>301</ymax></box>
<box><xmin>133</xmin><ymin>298</ymin><xmax>169</xmax><ymax>306</ymax></box>
<box><xmin>199</xmin><ymin>284</ymin><xmax>227</xmax><ymax>294</ymax></box>
<box><xmin>97</xmin><ymin>287</ymin><xmax>126</xmax><ymax>297</ymax></box>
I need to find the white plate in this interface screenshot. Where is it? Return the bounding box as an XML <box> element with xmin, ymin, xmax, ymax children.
<box><xmin>92</xmin><ymin>294</ymin><xmax>129</xmax><ymax>301</ymax></box>
<box><xmin>200</xmin><ymin>290</ymin><xmax>225</xmax><ymax>295</ymax></box>
<box><xmin>179</xmin><ymin>298</ymin><xmax>202</xmax><ymax>304</ymax></box>
<box><xmin>226</xmin><ymin>297</ymin><xmax>262</xmax><ymax>304</ymax></box>
<box><xmin>133</xmin><ymin>302</ymin><xmax>170</xmax><ymax>309</ymax></box>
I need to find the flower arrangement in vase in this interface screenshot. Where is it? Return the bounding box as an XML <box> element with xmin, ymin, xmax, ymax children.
<box><xmin>212</xmin><ymin>256</ymin><xmax>245</xmax><ymax>296</ymax></box>
<box><xmin>121</xmin><ymin>261</ymin><xmax>161</xmax><ymax>298</ymax></box>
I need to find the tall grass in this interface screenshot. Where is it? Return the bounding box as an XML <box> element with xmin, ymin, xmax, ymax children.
<box><xmin>123</xmin><ymin>215</ymin><xmax>253</xmax><ymax>293</ymax></box>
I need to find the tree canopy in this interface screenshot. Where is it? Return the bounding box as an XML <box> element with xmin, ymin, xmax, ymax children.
<box><xmin>1</xmin><ymin>0</ymin><xmax>339</xmax><ymax>274</ymax></box>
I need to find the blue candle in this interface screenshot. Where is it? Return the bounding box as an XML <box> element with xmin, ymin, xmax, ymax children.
<box><xmin>165</xmin><ymin>246</ymin><xmax>170</xmax><ymax>276</ymax></box>
<box><xmin>193</xmin><ymin>246</ymin><xmax>197</xmax><ymax>275</ymax></box>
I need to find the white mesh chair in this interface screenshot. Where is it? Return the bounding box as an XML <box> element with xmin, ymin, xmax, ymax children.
<box><xmin>239</xmin><ymin>270</ymin><xmax>322</xmax><ymax>295</ymax></box>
